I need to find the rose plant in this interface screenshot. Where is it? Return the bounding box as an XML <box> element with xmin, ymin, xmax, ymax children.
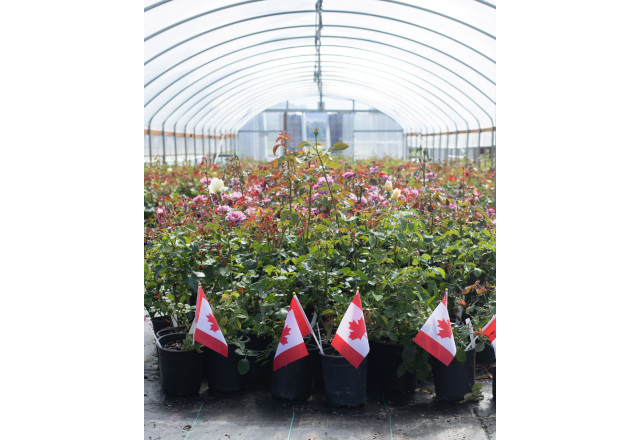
<box><xmin>144</xmin><ymin>132</ymin><xmax>496</xmax><ymax>387</ymax></box>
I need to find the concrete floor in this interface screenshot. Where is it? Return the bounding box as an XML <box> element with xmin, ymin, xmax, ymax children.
<box><xmin>144</xmin><ymin>318</ymin><xmax>495</xmax><ymax>440</ymax></box>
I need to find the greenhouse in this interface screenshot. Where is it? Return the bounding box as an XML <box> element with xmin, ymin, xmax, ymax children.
<box><xmin>144</xmin><ymin>0</ymin><xmax>495</xmax><ymax>165</ymax></box>
<box><xmin>145</xmin><ymin>1</ymin><xmax>496</xmax><ymax>439</ymax></box>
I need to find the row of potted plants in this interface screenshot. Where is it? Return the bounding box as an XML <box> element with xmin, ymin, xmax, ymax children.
<box><xmin>144</xmin><ymin>131</ymin><xmax>496</xmax><ymax>404</ymax></box>
<box><xmin>151</xmin><ymin>313</ymin><xmax>494</xmax><ymax>404</ymax></box>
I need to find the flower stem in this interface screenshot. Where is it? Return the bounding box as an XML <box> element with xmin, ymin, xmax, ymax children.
<box><xmin>313</xmin><ymin>132</ymin><xmax>341</xmax><ymax>228</ymax></box>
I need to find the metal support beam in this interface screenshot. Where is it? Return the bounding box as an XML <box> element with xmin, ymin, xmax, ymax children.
<box><xmin>161</xmin><ymin>129</ymin><xmax>166</xmax><ymax>164</ymax></box>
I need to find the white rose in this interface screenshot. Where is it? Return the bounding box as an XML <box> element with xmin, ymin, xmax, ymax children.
<box><xmin>390</xmin><ymin>188</ymin><xmax>402</xmax><ymax>200</ymax></box>
<box><xmin>384</xmin><ymin>179</ymin><xmax>393</xmax><ymax>192</ymax></box>
<box><xmin>208</xmin><ymin>177</ymin><xmax>228</xmax><ymax>194</ymax></box>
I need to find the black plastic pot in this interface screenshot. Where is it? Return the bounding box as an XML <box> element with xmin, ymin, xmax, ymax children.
<box><xmin>207</xmin><ymin>339</ymin><xmax>250</xmax><ymax>393</ymax></box>
<box><xmin>430</xmin><ymin>350</ymin><xmax>476</xmax><ymax>401</ymax></box>
<box><xmin>475</xmin><ymin>343</ymin><xmax>496</xmax><ymax>365</ymax></box>
<box><xmin>308</xmin><ymin>344</ymin><xmax>323</xmax><ymax>393</ymax></box>
<box><xmin>157</xmin><ymin>333</ymin><xmax>202</xmax><ymax>396</ymax></box>
<box><xmin>247</xmin><ymin>335</ymin><xmax>271</xmax><ymax>385</ymax></box>
<box><xmin>151</xmin><ymin>316</ymin><xmax>172</xmax><ymax>335</ymax></box>
<box><xmin>155</xmin><ymin>328</ymin><xmax>207</xmax><ymax>378</ymax></box>
<box><xmin>156</xmin><ymin>325</ymin><xmax>189</xmax><ymax>339</ymax></box>
<box><xmin>271</xmin><ymin>346</ymin><xmax>316</xmax><ymax>401</ymax></box>
<box><xmin>369</xmin><ymin>341</ymin><xmax>417</xmax><ymax>395</ymax></box>
<box><xmin>492</xmin><ymin>366</ymin><xmax>496</xmax><ymax>399</ymax></box>
<box><xmin>321</xmin><ymin>352</ymin><xmax>367</xmax><ymax>407</ymax></box>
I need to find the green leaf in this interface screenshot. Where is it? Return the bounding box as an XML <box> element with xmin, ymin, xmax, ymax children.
<box><xmin>331</xmin><ymin>142</ymin><xmax>350</xmax><ymax>151</ymax></box>
<box><xmin>434</xmin><ymin>267</ymin><xmax>446</xmax><ymax>278</ymax></box>
<box><xmin>237</xmin><ymin>358</ymin><xmax>250</xmax><ymax>375</ymax></box>
<box><xmin>402</xmin><ymin>344</ymin><xmax>417</xmax><ymax>363</ymax></box>
<box><xmin>473</xmin><ymin>268</ymin><xmax>482</xmax><ymax>277</ymax></box>
<box><xmin>372</xmin><ymin>293</ymin><xmax>383</xmax><ymax>302</ymax></box>
<box><xmin>455</xmin><ymin>348</ymin><xmax>467</xmax><ymax>363</ymax></box>
<box><xmin>475</xmin><ymin>207</ymin><xmax>492</xmax><ymax>222</ymax></box>
<box><xmin>297</xmin><ymin>141</ymin><xmax>311</xmax><ymax>149</ymax></box>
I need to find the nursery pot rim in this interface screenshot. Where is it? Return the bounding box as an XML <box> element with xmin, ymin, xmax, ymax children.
<box><xmin>157</xmin><ymin>332</ymin><xmax>196</xmax><ymax>353</ymax></box>
<box><xmin>156</xmin><ymin>325</ymin><xmax>189</xmax><ymax>336</ymax></box>
<box><xmin>319</xmin><ymin>352</ymin><xmax>345</xmax><ymax>360</ymax></box>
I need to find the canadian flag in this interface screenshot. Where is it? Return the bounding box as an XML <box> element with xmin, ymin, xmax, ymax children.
<box><xmin>273</xmin><ymin>297</ymin><xmax>309</xmax><ymax>371</ymax></box>
<box><xmin>292</xmin><ymin>294</ymin><xmax>313</xmax><ymax>337</ymax></box>
<box><xmin>413</xmin><ymin>291</ymin><xmax>456</xmax><ymax>366</ymax></box>
<box><xmin>193</xmin><ymin>285</ymin><xmax>228</xmax><ymax>357</ymax></box>
<box><xmin>482</xmin><ymin>315</ymin><xmax>496</xmax><ymax>357</ymax></box>
<box><xmin>331</xmin><ymin>289</ymin><xmax>369</xmax><ymax>368</ymax></box>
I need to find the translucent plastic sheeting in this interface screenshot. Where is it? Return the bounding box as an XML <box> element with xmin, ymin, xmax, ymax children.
<box><xmin>145</xmin><ymin>0</ymin><xmax>495</xmax><ymax>137</ymax></box>
<box><xmin>235</xmin><ymin>101</ymin><xmax>404</xmax><ymax>161</ymax></box>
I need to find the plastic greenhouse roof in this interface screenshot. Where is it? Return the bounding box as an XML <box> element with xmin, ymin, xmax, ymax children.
<box><xmin>144</xmin><ymin>0</ymin><xmax>495</xmax><ymax>137</ymax></box>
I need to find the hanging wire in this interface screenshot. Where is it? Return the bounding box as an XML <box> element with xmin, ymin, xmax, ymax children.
<box><xmin>314</xmin><ymin>0</ymin><xmax>324</xmax><ymax>108</ymax></box>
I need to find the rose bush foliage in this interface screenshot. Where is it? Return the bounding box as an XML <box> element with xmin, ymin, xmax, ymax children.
<box><xmin>144</xmin><ymin>135</ymin><xmax>496</xmax><ymax>374</ymax></box>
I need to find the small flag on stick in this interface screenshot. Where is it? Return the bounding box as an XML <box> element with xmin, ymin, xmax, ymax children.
<box><xmin>274</xmin><ymin>297</ymin><xmax>309</xmax><ymax>371</ymax></box>
<box><xmin>482</xmin><ymin>315</ymin><xmax>496</xmax><ymax>357</ymax></box>
<box><xmin>413</xmin><ymin>289</ymin><xmax>456</xmax><ymax>366</ymax></box>
<box><xmin>330</xmin><ymin>287</ymin><xmax>369</xmax><ymax>368</ymax></box>
<box><xmin>193</xmin><ymin>284</ymin><xmax>228</xmax><ymax>357</ymax></box>
<box><xmin>292</xmin><ymin>293</ymin><xmax>313</xmax><ymax>337</ymax></box>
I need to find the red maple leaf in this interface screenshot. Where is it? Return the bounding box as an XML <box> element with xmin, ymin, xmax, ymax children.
<box><xmin>280</xmin><ymin>325</ymin><xmax>291</xmax><ymax>346</ymax></box>
<box><xmin>206</xmin><ymin>313</ymin><xmax>219</xmax><ymax>332</ymax></box>
<box><xmin>348</xmin><ymin>317</ymin><xmax>367</xmax><ymax>340</ymax></box>
<box><xmin>436</xmin><ymin>318</ymin><xmax>452</xmax><ymax>339</ymax></box>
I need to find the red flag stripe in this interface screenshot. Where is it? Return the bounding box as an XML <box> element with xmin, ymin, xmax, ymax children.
<box><xmin>273</xmin><ymin>343</ymin><xmax>308</xmax><ymax>371</ymax></box>
<box><xmin>196</xmin><ymin>286</ymin><xmax>206</xmax><ymax>320</ymax></box>
<box><xmin>482</xmin><ymin>316</ymin><xmax>496</xmax><ymax>342</ymax></box>
<box><xmin>194</xmin><ymin>329</ymin><xmax>228</xmax><ymax>357</ymax></box>
<box><xmin>413</xmin><ymin>330</ymin><xmax>455</xmax><ymax>366</ymax></box>
<box><xmin>352</xmin><ymin>291</ymin><xmax>363</xmax><ymax>310</ymax></box>
<box><xmin>292</xmin><ymin>297</ymin><xmax>312</xmax><ymax>337</ymax></box>
<box><xmin>331</xmin><ymin>333</ymin><xmax>366</xmax><ymax>368</ymax></box>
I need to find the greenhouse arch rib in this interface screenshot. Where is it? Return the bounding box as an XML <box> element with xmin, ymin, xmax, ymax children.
<box><xmin>197</xmin><ymin>78</ymin><xmax>441</xmax><ymax>139</ymax></box>
<box><xmin>146</xmin><ymin>37</ymin><xmax>492</xmax><ymax>130</ymax></box>
<box><xmin>144</xmin><ymin>1</ymin><xmax>494</xmax><ymax>43</ymax></box>
<box><xmin>144</xmin><ymin>0</ymin><xmax>495</xmax><ymax>156</ymax></box>
<box><xmin>145</xmin><ymin>20</ymin><xmax>493</xmax><ymax>92</ymax></box>
<box><xmin>153</xmin><ymin>57</ymin><xmax>470</xmax><ymax>137</ymax></box>
<box><xmin>144</xmin><ymin>23</ymin><xmax>494</xmax><ymax>109</ymax></box>
<box><xmin>145</xmin><ymin>32</ymin><xmax>493</xmax><ymax>134</ymax></box>
<box><xmin>186</xmin><ymin>75</ymin><xmax>435</xmax><ymax>136</ymax></box>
